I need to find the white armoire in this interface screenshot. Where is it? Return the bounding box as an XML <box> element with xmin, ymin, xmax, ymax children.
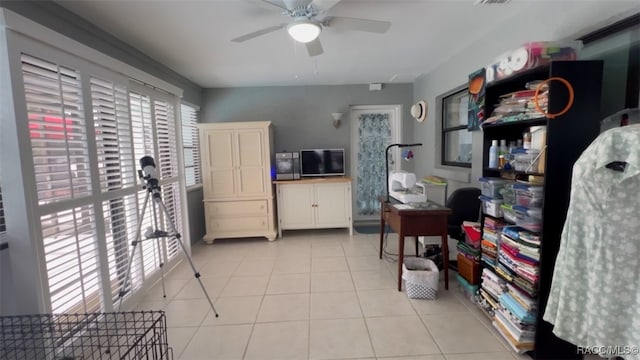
<box><xmin>198</xmin><ymin>121</ymin><xmax>276</xmax><ymax>242</ymax></box>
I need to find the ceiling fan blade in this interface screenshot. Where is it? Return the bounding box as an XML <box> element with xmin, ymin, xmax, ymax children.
<box><xmin>261</xmin><ymin>0</ymin><xmax>289</xmax><ymax>10</ymax></box>
<box><xmin>325</xmin><ymin>16</ymin><xmax>391</xmax><ymax>33</ymax></box>
<box><xmin>282</xmin><ymin>0</ymin><xmax>312</xmax><ymax>9</ymax></box>
<box><xmin>306</xmin><ymin>38</ymin><xmax>324</xmax><ymax>57</ymax></box>
<box><xmin>312</xmin><ymin>0</ymin><xmax>341</xmax><ymax>13</ymax></box>
<box><xmin>231</xmin><ymin>24</ymin><xmax>285</xmax><ymax>42</ymax></box>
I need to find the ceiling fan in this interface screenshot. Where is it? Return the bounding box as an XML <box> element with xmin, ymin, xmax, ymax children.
<box><xmin>231</xmin><ymin>0</ymin><xmax>391</xmax><ymax>57</ymax></box>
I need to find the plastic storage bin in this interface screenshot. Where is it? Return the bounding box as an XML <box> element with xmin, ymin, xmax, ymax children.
<box><xmin>456</xmin><ymin>273</ymin><xmax>479</xmax><ymax>302</ymax></box>
<box><xmin>480</xmin><ymin>177</ymin><xmax>510</xmax><ymax>199</ymax></box>
<box><xmin>402</xmin><ymin>257</ymin><xmax>439</xmax><ymax>299</ymax></box>
<box><xmin>514</xmin><ymin>184</ymin><xmax>544</xmax><ymax>208</ymax></box>
<box><xmin>513</xmin><ymin>206</ymin><xmax>542</xmax><ymax>232</ymax></box>
<box><xmin>501</xmin><ymin>204</ymin><xmax>517</xmax><ymax>224</ymax></box>
<box><xmin>499</xmin><ymin>184</ymin><xmax>516</xmax><ymax>205</ymax></box>
<box><xmin>480</xmin><ymin>195</ymin><xmax>504</xmax><ymax>218</ymax></box>
<box><xmin>513</xmin><ymin>150</ymin><xmax>541</xmax><ymax>172</ymax></box>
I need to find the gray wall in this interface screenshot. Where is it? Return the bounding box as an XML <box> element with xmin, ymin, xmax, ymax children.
<box><xmin>202</xmin><ymin>84</ymin><xmax>414</xmax><ymax>176</ymax></box>
<box><xmin>187</xmin><ymin>187</ymin><xmax>205</xmax><ymax>245</ymax></box>
<box><xmin>0</xmin><ymin>0</ymin><xmax>203</xmax><ymax>105</ymax></box>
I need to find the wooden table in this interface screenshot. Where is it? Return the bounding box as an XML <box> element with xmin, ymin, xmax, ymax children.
<box><xmin>379</xmin><ymin>197</ymin><xmax>452</xmax><ymax>291</ymax></box>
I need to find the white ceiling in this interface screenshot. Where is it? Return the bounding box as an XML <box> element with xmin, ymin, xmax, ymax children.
<box><xmin>55</xmin><ymin>0</ymin><xmax>639</xmax><ymax>88</ymax></box>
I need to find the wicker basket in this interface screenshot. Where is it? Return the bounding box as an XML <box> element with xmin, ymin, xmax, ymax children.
<box><xmin>402</xmin><ymin>257</ymin><xmax>439</xmax><ymax>300</ymax></box>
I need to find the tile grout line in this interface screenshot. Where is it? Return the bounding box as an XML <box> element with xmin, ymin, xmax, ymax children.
<box><xmin>345</xmin><ymin>237</ymin><xmax>378</xmax><ymax>359</ymax></box>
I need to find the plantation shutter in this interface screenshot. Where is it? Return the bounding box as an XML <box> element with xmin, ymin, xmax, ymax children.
<box><xmin>92</xmin><ymin>77</ymin><xmax>135</xmax><ymax>192</ymax></box>
<box><xmin>181</xmin><ymin>103</ymin><xmax>201</xmax><ymax>187</ymax></box>
<box><xmin>155</xmin><ymin>100</ymin><xmax>178</xmax><ymax>180</ymax></box>
<box><xmin>90</xmin><ymin>76</ymin><xmax>145</xmax><ymax>303</ymax></box>
<box><xmin>21</xmin><ymin>54</ymin><xmax>102</xmax><ymax>314</ymax></box>
<box><xmin>0</xmin><ymin>172</ymin><xmax>5</xmax><ymax>242</ymax></box>
<box><xmin>23</xmin><ymin>54</ymin><xmax>92</xmax><ymax>205</ymax></box>
<box><xmin>41</xmin><ymin>206</ymin><xmax>101</xmax><ymax>314</ymax></box>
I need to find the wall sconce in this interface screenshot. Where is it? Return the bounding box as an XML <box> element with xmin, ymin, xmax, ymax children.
<box><xmin>331</xmin><ymin>113</ymin><xmax>343</xmax><ymax>128</ymax></box>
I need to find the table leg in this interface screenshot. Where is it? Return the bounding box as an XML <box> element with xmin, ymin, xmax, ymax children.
<box><xmin>442</xmin><ymin>226</ymin><xmax>449</xmax><ymax>290</ymax></box>
<box><xmin>379</xmin><ymin>206</ymin><xmax>386</xmax><ymax>259</ymax></box>
<box><xmin>398</xmin><ymin>230</ymin><xmax>404</xmax><ymax>291</ymax></box>
<box><xmin>414</xmin><ymin>236</ymin><xmax>419</xmax><ymax>257</ymax></box>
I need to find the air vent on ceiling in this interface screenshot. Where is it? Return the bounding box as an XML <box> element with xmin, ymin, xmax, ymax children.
<box><xmin>474</xmin><ymin>0</ymin><xmax>511</xmax><ymax>4</ymax></box>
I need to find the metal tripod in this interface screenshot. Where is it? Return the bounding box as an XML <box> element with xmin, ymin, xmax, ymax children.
<box><xmin>116</xmin><ymin>177</ymin><xmax>219</xmax><ymax>318</ymax></box>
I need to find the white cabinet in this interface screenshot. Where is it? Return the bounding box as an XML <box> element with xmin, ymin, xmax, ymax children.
<box><xmin>199</xmin><ymin>122</ymin><xmax>276</xmax><ymax>243</ymax></box>
<box><xmin>275</xmin><ymin>178</ymin><xmax>353</xmax><ymax>237</ymax></box>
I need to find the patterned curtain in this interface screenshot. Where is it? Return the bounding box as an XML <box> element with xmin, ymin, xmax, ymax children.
<box><xmin>357</xmin><ymin>113</ymin><xmax>391</xmax><ymax>216</ymax></box>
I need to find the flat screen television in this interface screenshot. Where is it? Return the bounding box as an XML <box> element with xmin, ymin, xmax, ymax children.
<box><xmin>300</xmin><ymin>149</ymin><xmax>345</xmax><ymax>177</ymax></box>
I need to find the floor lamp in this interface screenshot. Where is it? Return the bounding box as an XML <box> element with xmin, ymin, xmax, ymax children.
<box><xmin>385</xmin><ymin>143</ymin><xmax>423</xmax><ymax>202</ymax></box>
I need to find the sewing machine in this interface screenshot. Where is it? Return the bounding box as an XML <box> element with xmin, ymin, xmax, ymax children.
<box><xmin>388</xmin><ymin>170</ymin><xmax>427</xmax><ymax>203</ymax></box>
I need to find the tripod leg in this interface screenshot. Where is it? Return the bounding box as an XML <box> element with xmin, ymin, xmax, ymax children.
<box><xmin>151</xmin><ymin>203</ymin><xmax>167</xmax><ymax>298</ymax></box>
<box><xmin>117</xmin><ymin>191</ymin><xmax>150</xmax><ymax>312</ymax></box>
<box><xmin>155</xmin><ymin>196</ymin><xmax>219</xmax><ymax>318</ymax></box>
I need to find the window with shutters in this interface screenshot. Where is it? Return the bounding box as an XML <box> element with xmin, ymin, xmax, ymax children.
<box><xmin>0</xmin><ymin>173</ymin><xmax>5</xmax><ymax>243</ymax></box>
<box><xmin>181</xmin><ymin>103</ymin><xmax>201</xmax><ymax>187</ymax></box>
<box><xmin>24</xmin><ymin>55</ymin><xmax>92</xmax><ymax>205</ymax></box>
<box><xmin>17</xmin><ymin>52</ymin><xmax>186</xmax><ymax>313</ymax></box>
<box><xmin>22</xmin><ymin>54</ymin><xmax>101</xmax><ymax>314</ymax></box>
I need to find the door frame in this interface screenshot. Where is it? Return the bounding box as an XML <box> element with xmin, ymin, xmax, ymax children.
<box><xmin>349</xmin><ymin>104</ymin><xmax>402</xmax><ymax>222</ymax></box>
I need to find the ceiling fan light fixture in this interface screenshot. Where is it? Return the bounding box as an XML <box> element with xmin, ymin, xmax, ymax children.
<box><xmin>287</xmin><ymin>19</ymin><xmax>321</xmax><ymax>43</ymax></box>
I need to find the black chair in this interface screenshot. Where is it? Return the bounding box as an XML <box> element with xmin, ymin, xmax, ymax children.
<box><xmin>446</xmin><ymin>187</ymin><xmax>482</xmax><ymax>241</ymax></box>
<box><xmin>423</xmin><ymin>187</ymin><xmax>481</xmax><ymax>270</ymax></box>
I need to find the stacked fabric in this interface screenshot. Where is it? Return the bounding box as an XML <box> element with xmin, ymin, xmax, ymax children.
<box><xmin>481</xmin><ymin>268</ymin><xmax>505</xmax><ymax>301</ymax></box>
<box><xmin>484</xmin><ymin>83</ymin><xmax>549</xmax><ymax>125</ymax></box>
<box><xmin>457</xmin><ymin>241</ymin><xmax>480</xmax><ymax>259</ymax></box>
<box><xmin>494</xmin><ymin>283</ymin><xmax>538</xmax><ymax>353</ymax></box>
<box><xmin>498</xmin><ymin>226</ymin><xmax>541</xmax><ymax>298</ymax></box>
<box><xmin>480</xmin><ymin>217</ymin><xmax>505</xmax><ymax>267</ymax></box>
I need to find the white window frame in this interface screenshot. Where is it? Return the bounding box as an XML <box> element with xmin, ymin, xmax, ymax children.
<box><xmin>0</xmin><ymin>9</ymin><xmax>190</xmax><ymax>314</ymax></box>
<box><xmin>181</xmin><ymin>102</ymin><xmax>202</xmax><ymax>189</ymax></box>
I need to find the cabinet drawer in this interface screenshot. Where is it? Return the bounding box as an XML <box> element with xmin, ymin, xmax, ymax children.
<box><xmin>206</xmin><ymin>200</ymin><xmax>268</xmax><ymax>217</ymax></box>
<box><xmin>457</xmin><ymin>253</ymin><xmax>481</xmax><ymax>285</ymax></box>
<box><xmin>208</xmin><ymin>216</ymin><xmax>269</xmax><ymax>232</ymax></box>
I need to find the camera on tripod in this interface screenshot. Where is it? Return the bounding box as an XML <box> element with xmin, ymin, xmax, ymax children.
<box><xmin>138</xmin><ymin>156</ymin><xmax>161</xmax><ymax>193</ymax></box>
<box><xmin>117</xmin><ymin>155</ymin><xmax>219</xmax><ymax>317</ymax></box>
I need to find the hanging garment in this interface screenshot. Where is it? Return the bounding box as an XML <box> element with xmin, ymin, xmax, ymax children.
<box><xmin>543</xmin><ymin>124</ymin><xmax>640</xmax><ymax>360</ymax></box>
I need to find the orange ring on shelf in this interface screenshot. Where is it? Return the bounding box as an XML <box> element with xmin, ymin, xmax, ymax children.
<box><xmin>534</xmin><ymin>77</ymin><xmax>574</xmax><ymax>119</ymax></box>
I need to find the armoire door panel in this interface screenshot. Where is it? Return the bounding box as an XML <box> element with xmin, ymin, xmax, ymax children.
<box><xmin>208</xmin><ymin>131</ymin><xmax>235</xmax><ymax>168</ymax></box>
<box><xmin>210</xmin><ymin>169</ymin><xmax>235</xmax><ymax>196</ymax></box>
<box><xmin>238</xmin><ymin>168</ymin><xmax>266</xmax><ymax>195</ymax></box>
<box><xmin>236</xmin><ymin>130</ymin><xmax>264</xmax><ymax>167</ymax></box>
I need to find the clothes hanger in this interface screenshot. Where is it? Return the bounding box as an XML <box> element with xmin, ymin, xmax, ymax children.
<box><xmin>601</xmin><ymin>109</ymin><xmax>639</xmax><ymax>172</ymax></box>
<box><xmin>605</xmin><ymin>161</ymin><xmax>626</xmax><ymax>172</ymax></box>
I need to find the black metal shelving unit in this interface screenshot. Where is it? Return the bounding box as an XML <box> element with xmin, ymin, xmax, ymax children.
<box><xmin>478</xmin><ymin>60</ymin><xmax>603</xmax><ymax>359</ymax></box>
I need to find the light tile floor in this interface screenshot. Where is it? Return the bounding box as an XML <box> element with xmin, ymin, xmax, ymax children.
<box><xmin>134</xmin><ymin>229</ymin><xmax>530</xmax><ymax>360</ymax></box>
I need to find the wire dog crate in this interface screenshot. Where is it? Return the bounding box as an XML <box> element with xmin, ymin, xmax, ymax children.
<box><xmin>1</xmin><ymin>311</ymin><xmax>173</xmax><ymax>360</ymax></box>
